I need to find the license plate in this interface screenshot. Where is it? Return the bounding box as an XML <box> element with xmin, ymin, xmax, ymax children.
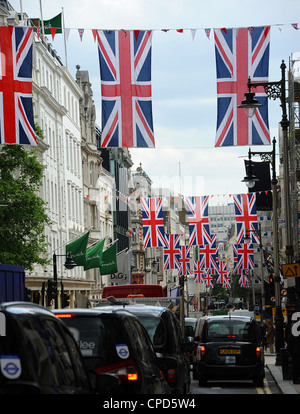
<box><xmin>225</xmin><ymin>356</ymin><xmax>236</xmax><ymax>364</ymax></box>
<box><xmin>220</xmin><ymin>349</ymin><xmax>241</xmax><ymax>355</ymax></box>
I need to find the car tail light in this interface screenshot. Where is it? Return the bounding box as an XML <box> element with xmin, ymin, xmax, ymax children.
<box><xmin>197</xmin><ymin>345</ymin><xmax>206</xmax><ymax>359</ymax></box>
<box><xmin>167</xmin><ymin>368</ymin><xmax>176</xmax><ymax>384</ymax></box>
<box><xmin>95</xmin><ymin>360</ymin><xmax>139</xmax><ymax>382</ymax></box>
<box><xmin>55</xmin><ymin>313</ymin><xmax>76</xmax><ymax>318</ymax></box>
<box><xmin>256</xmin><ymin>347</ymin><xmax>262</xmax><ymax>361</ymax></box>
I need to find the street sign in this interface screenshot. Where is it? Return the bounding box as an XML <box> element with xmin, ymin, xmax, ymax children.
<box><xmin>282</xmin><ymin>263</ymin><xmax>300</xmax><ymax>278</ymax></box>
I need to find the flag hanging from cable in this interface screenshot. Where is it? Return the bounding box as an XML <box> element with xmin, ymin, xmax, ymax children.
<box><xmin>141</xmin><ymin>197</ymin><xmax>166</xmax><ymax>248</ymax></box>
<box><xmin>214</xmin><ymin>26</ymin><xmax>270</xmax><ymax>146</ymax></box>
<box><xmin>96</xmin><ymin>30</ymin><xmax>154</xmax><ymax>148</ymax></box>
<box><xmin>177</xmin><ymin>245</ymin><xmax>191</xmax><ymax>276</ymax></box>
<box><xmin>233</xmin><ymin>193</ymin><xmax>258</xmax><ymax>244</ymax></box>
<box><xmin>163</xmin><ymin>234</ymin><xmax>181</xmax><ymax>270</ymax></box>
<box><xmin>0</xmin><ymin>26</ymin><xmax>36</xmax><ymax>145</ymax></box>
<box><xmin>185</xmin><ymin>196</ymin><xmax>211</xmax><ymax>246</ymax></box>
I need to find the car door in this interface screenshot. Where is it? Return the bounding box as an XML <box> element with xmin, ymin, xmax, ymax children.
<box><xmin>124</xmin><ymin>317</ymin><xmax>168</xmax><ymax>394</ymax></box>
<box><xmin>167</xmin><ymin>312</ymin><xmax>190</xmax><ymax>393</ymax></box>
<box><xmin>40</xmin><ymin>318</ymin><xmax>92</xmax><ymax>393</ymax></box>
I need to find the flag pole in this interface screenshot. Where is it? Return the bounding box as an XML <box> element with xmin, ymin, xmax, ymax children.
<box><xmin>39</xmin><ymin>0</ymin><xmax>45</xmax><ymax>41</ymax></box>
<box><xmin>19</xmin><ymin>0</ymin><xmax>23</xmax><ymax>22</ymax></box>
<box><xmin>49</xmin><ymin>228</ymin><xmax>92</xmax><ymax>255</ymax></box>
<box><xmin>62</xmin><ymin>7</ymin><xmax>68</xmax><ymax>69</ymax></box>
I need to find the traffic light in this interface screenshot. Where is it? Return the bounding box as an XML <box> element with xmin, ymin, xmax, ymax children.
<box><xmin>269</xmin><ymin>274</ymin><xmax>274</xmax><ymax>284</ymax></box>
<box><xmin>62</xmin><ymin>292</ymin><xmax>70</xmax><ymax>308</ymax></box>
<box><xmin>32</xmin><ymin>291</ymin><xmax>40</xmax><ymax>304</ymax></box>
<box><xmin>47</xmin><ymin>280</ymin><xmax>57</xmax><ymax>306</ymax></box>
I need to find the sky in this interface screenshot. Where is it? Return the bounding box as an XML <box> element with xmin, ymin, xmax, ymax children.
<box><xmin>8</xmin><ymin>0</ymin><xmax>300</xmax><ymax>205</ymax></box>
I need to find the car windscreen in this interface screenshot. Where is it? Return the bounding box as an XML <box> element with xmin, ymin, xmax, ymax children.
<box><xmin>205</xmin><ymin>319</ymin><xmax>256</xmax><ymax>342</ymax></box>
<box><xmin>63</xmin><ymin>315</ymin><xmax>127</xmax><ymax>360</ymax></box>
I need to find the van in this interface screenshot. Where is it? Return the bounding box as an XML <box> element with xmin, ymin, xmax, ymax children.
<box><xmin>102</xmin><ymin>284</ymin><xmax>165</xmax><ymax>299</ymax></box>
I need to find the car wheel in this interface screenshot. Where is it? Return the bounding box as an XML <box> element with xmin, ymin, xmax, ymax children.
<box><xmin>253</xmin><ymin>374</ymin><xmax>264</xmax><ymax>387</ymax></box>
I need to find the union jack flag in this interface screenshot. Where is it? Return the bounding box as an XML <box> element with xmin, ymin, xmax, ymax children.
<box><xmin>0</xmin><ymin>26</ymin><xmax>36</xmax><ymax>145</ymax></box>
<box><xmin>96</xmin><ymin>30</ymin><xmax>154</xmax><ymax>148</ymax></box>
<box><xmin>234</xmin><ymin>243</ymin><xmax>254</xmax><ymax>271</ymax></box>
<box><xmin>141</xmin><ymin>197</ymin><xmax>166</xmax><ymax>248</ymax></box>
<box><xmin>199</xmin><ymin>233</ymin><xmax>219</xmax><ymax>271</ymax></box>
<box><xmin>185</xmin><ymin>196</ymin><xmax>211</xmax><ymax>246</ymax></box>
<box><xmin>239</xmin><ymin>271</ymin><xmax>250</xmax><ymax>287</ymax></box>
<box><xmin>203</xmin><ymin>268</ymin><xmax>214</xmax><ymax>288</ymax></box>
<box><xmin>163</xmin><ymin>234</ymin><xmax>181</xmax><ymax>270</ymax></box>
<box><xmin>216</xmin><ymin>259</ymin><xmax>229</xmax><ymax>285</ymax></box>
<box><xmin>193</xmin><ymin>258</ymin><xmax>206</xmax><ymax>283</ymax></box>
<box><xmin>178</xmin><ymin>245</ymin><xmax>191</xmax><ymax>276</ymax></box>
<box><xmin>233</xmin><ymin>193</ymin><xmax>258</xmax><ymax>244</ymax></box>
<box><xmin>214</xmin><ymin>26</ymin><xmax>270</xmax><ymax>147</ymax></box>
<box><xmin>223</xmin><ymin>273</ymin><xmax>231</xmax><ymax>288</ymax></box>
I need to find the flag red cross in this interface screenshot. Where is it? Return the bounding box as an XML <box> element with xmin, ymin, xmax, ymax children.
<box><xmin>0</xmin><ymin>26</ymin><xmax>35</xmax><ymax>144</ymax></box>
<box><xmin>98</xmin><ymin>31</ymin><xmax>152</xmax><ymax>147</ymax></box>
<box><xmin>215</xmin><ymin>28</ymin><xmax>268</xmax><ymax>146</ymax></box>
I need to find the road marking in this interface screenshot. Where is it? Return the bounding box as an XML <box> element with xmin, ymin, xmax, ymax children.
<box><xmin>257</xmin><ymin>378</ymin><xmax>272</xmax><ymax>394</ymax></box>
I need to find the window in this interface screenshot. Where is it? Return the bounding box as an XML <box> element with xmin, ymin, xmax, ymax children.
<box><xmin>205</xmin><ymin>320</ymin><xmax>256</xmax><ymax>342</ymax></box>
<box><xmin>20</xmin><ymin>317</ymin><xmax>77</xmax><ymax>387</ymax></box>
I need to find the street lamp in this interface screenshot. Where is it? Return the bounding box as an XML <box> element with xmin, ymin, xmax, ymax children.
<box><xmin>241</xmin><ymin>137</ymin><xmax>284</xmax><ymax>365</ymax></box>
<box><xmin>52</xmin><ymin>252</ymin><xmax>76</xmax><ymax>309</ymax></box>
<box><xmin>238</xmin><ymin>60</ymin><xmax>293</xmax><ymax>262</ymax></box>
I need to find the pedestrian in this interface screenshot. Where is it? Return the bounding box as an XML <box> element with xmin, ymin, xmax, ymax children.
<box><xmin>259</xmin><ymin>321</ymin><xmax>267</xmax><ymax>351</ymax></box>
<box><xmin>266</xmin><ymin>319</ymin><xmax>275</xmax><ymax>354</ymax></box>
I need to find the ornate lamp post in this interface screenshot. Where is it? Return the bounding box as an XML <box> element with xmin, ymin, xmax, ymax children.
<box><xmin>240</xmin><ymin>138</ymin><xmax>284</xmax><ymax>365</ymax></box>
<box><xmin>52</xmin><ymin>252</ymin><xmax>76</xmax><ymax>309</ymax></box>
<box><xmin>238</xmin><ymin>60</ymin><xmax>293</xmax><ymax>262</ymax></box>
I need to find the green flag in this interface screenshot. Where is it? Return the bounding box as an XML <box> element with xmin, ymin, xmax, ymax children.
<box><xmin>66</xmin><ymin>231</ymin><xmax>89</xmax><ymax>266</ymax></box>
<box><xmin>84</xmin><ymin>239</ymin><xmax>105</xmax><ymax>271</ymax></box>
<box><xmin>43</xmin><ymin>13</ymin><xmax>62</xmax><ymax>35</ymax></box>
<box><xmin>100</xmin><ymin>242</ymin><xmax>117</xmax><ymax>275</ymax></box>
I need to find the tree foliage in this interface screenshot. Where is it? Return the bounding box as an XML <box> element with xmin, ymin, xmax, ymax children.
<box><xmin>0</xmin><ymin>144</ymin><xmax>51</xmax><ymax>270</ymax></box>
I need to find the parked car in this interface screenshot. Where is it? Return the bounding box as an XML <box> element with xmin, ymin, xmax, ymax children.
<box><xmin>0</xmin><ymin>302</ymin><xmax>119</xmax><ymax>394</ymax></box>
<box><xmin>54</xmin><ymin>308</ymin><xmax>170</xmax><ymax>394</ymax></box>
<box><xmin>95</xmin><ymin>304</ymin><xmax>191</xmax><ymax>394</ymax></box>
<box><xmin>193</xmin><ymin>315</ymin><xmax>265</xmax><ymax>386</ymax></box>
<box><xmin>184</xmin><ymin>317</ymin><xmax>198</xmax><ymax>370</ymax></box>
